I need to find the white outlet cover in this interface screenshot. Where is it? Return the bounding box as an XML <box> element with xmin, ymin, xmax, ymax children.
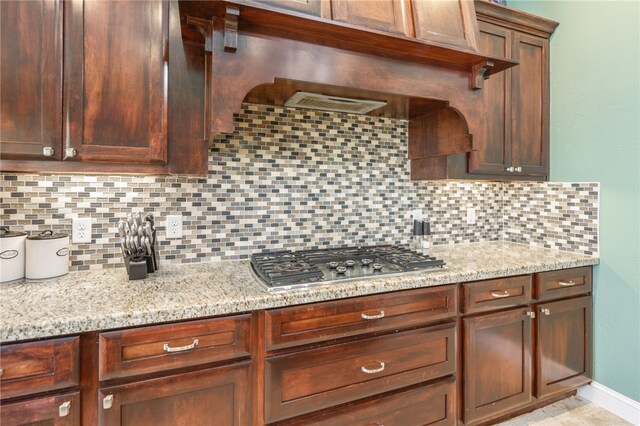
<box><xmin>466</xmin><ymin>208</ymin><xmax>476</xmax><ymax>225</ymax></box>
<box><xmin>166</xmin><ymin>215</ymin><xmax>183</xmax><ymax>239</ymax></box>
<box><xmin>72</xmin><ymin>217</ymin><xmax>92</xmax><ymax>243</ymax></box>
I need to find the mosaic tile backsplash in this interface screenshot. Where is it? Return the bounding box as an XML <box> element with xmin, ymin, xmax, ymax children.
<box><xmin>0</xmin><ymin>104</ymin><xmax>598</xmax><ymax>271</ymax></box>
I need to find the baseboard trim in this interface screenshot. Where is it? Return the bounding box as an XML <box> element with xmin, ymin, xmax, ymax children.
<box><xmin>578</xmin><ymin>382</ymin><xmax>640</xmax><ymax>425</ymax></box>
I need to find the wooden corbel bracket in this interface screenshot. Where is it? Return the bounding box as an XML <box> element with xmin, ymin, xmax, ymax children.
<box><xmin>471</xmin><ymin>60</ymin><xmax>495</xmax><ymax>90</ymax></box>
<box><xmin>186</xmin><ymin>16</ymin><xmax>214</xmax><ymax>52</ymax></box>
<box><xmin>224</xmin><ymin>6</ymin><xmax>240</xmax><ymax>52</ymax></box>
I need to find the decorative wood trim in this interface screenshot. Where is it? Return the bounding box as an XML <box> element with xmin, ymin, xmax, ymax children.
<box><xmin>224</xmin><ymin>6</ymin><xmax>240</xmax><ymax>52</ymax></box>
<box><xmin>186</xmin><ymin>16</ymin><xmax>214</xmax><ymax>52</ymax></box>
<box><xmin>471</xmin><ymin>60</ymin><xmax>494</xmax><ymax>90</ymax></box>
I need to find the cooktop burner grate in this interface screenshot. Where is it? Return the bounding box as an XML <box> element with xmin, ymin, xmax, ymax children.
<box><xmin>251</xmin><ymin>245</ymin><xmax>446</xmax><ymax>292</ymax></box>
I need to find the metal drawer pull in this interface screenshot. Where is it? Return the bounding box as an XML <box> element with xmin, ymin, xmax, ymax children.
<box><xmin>361</xmin><ymin>362</ymin><xmax>385</xmax><ymax>374</ymax></box>
<box><xmin>0</xmin><ymin>368</ymin><xmax>3</xmax><ymax>377</ymax></box>
<box><xmin>163</xmin><ymin>338</ymin><xmax>199</xmax><ymax>353</ymax></box>
<box><xmin>361</xmin><ymin>310</ymin><xmax>385</xmax><ymax>320</ymax></box>
<box><xmin>59</xmin><ymin>401</ymin><xmax>71</xmax><ymax>417</ymax></box>
<box><xmin>541</xmin><ymin>308</ymin><xmax>550</xmax><ymax>316</ymax></box>
<box><xmin>558</xmin><ymin>280</ymin><xmax>576</xmax><ymax>287</ymax></box>
<box><xmin>103</xmin><ymin>395</ymin><xmax>113</xmax><ymax>410</ymax></box>
<box><xmin>527</xmin><ymin>311</ymin><xmax>536</xmax><ymax>319</ymax></box>
<box><xmin>490</xmin><ymin>290</ymin><xmax>511</xmax><ymax>298</ymax></box>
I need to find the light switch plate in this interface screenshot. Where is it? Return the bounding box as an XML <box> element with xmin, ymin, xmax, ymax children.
<box><xmin>166</xmin><ymin>215</ymin><xmax>183</xmax><ymax>239</ymax></box>
<box><xmin>466</xmin><ymin>208</ymin><xmax>476</xmax><ymax>225</ymax></box>
<box><xmin>72</xmin><ymin>217</ymin><xmax>92</xmax><ymax>243</ymax></box>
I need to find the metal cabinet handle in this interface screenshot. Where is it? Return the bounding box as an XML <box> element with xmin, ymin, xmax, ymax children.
<box><xmin>541</xmin><ymin>308</ymin><xmax>550</xmax><ymax>316</ymax></box>
<box><xmin>65</xmin><ymin>147</ymin><xmax>77</xmax><ymax>158</ymax></box>
<box><xmin>361</xmin><ymin>362</ymin><xmax>385</xmax><ymax>374</ymax></box>
<box><xmin>59</xmin><ymin>401</ymin><xmax>71</xmax><ymax>417</ymax></box>
<box><xmin>361</xmin><ymin>310</ymin><xmax>385</xmax><ymax>320</ymax></box>
<box><xmin>0</xmin><ymin>368</ymin><xmax>3</xmax><ymax>377</ymax></box>
<box><xmin>43</xmin><ymin>147</ymin><xmax>54</xmax><ymax>156</ymax></box>
<box><xmin>558</xmin><ymin>280</ymin><xmax>576</xmax><ymax>287</ymax></box>
<box><xmin>163</xmin><ymin>338</ymin><xmax>199</xmax><ymax>353</ymax></box>
<box><xmin>505</xmin><ymin>166</ymin><xmax>515</xmax><ymax>172</ymax></box>
<box><xmin>490</xmin><ymin>290</ymin><xmax>510</xmax><ymax>298</ymax></box>
<box><xmin>514</xmin><ymin>166</ymin><xmax>522</xmax><ymax>172</ymax></box>
<box><xmin>103</xmin><ymin>395</ymin><xmax>113</xmax><ymax>410</ymax></box>
<box><xmin>526</xmin><ymin>311</ymin><xmax>536</xmax><ymax>319</ymax></box>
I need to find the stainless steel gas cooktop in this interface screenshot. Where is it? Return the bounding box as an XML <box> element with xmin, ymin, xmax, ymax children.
<box><xmin>250</xmin><ymin>245</ymin><xmax>446</xmax><ymax>293</ymax></box>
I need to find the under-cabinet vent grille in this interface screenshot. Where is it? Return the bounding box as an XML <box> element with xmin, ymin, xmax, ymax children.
<box><xmin>284</xmin><ymin>92</ymin><xmax>387</xmax><ymax>114</ymax></box>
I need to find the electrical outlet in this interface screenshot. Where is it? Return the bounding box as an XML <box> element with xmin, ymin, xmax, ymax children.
<box><xmin>166</xmin><ymin>215</ymin><xmax>183</xmax><ymax>239</ymax></box>
<box><xmin>466</xmin><ymin>208</ymin><xmax>476</xmax><ymax>225</ymax></box>
<box><xmin>72</xmin><ymin>217</ymin><xmax>92</xmax><ymax>243</ymax></box>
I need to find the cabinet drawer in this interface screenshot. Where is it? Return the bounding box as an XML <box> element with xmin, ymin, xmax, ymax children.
<box><xmin>0</xmin><ymin>336</ymin><xmax>79</xmax><ymax>399</ymax></box>
<box><xmin>265</xmin><ymin>285</ymin><xmax>458</xmax><ymax>350</ymax></box>
<box><xmin>265</xmin><ymin>322</ymin><xmax>456</xmax><ymax>423</ymax></box>
<box><xmin>281</xmin><ymin>377</ymin><xmax>456</xmax><ymax>426</ymax></box>
<box><xmin>462</xmin><ymin>275</ymin><xmax>532</xmax><ymax>314</ymax></box>
<box><xmin>0</xmin><ymin>391</ymin><xmax>80</xmax><ymax>426</ymax></box>
<box><xmin>99</xmin><ymin>315</ymin><xmax>251</xmax><ymax>381</ymax></box>
<box><xmin>536</xmin><ymin>267</ymin><xmax>592</xmax><ymax>302</ymax></box>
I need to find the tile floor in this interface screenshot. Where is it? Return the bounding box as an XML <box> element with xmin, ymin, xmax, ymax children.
<box><xmin>498</xmin><ymin>396</ymin><xmax>632</xmax><ymax>425</ymax></box>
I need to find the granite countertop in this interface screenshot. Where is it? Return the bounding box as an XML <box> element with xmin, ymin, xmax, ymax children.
<box><xmin>0</xmin><ymin>241</ymin><xmax>598</xmax><ymax>342</ymax></box>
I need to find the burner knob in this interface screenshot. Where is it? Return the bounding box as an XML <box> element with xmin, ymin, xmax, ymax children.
<box><xmin>336</xmin><ymin>266</ymin><xmax>347</xmax><ymax>274</ymax></box>
<box><xmin>372</xmin><ymin>263</ymin><xmax>383</xmax><ymax>271</ymax></box>
<box><xmin>329</xmin><ymin>262</ymin><xmax>339</xmax><ymax>269</ymax></box>
<box><xmin>345</xmin><ymin>260</ymin><xmax>355</xmax><ymax>267</ymax></box>
<box><xmin>361</xmin><ymin>259</ymin><xmax>372</xmax><ymax>266</ymax></box>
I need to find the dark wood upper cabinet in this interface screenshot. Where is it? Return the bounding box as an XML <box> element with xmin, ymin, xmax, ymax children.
<box><xmin>411</xmin><ymin>0</ymin><xmax>479</xmax><ymax>50</ymax></box>
<box><xmin>0</xmin><ymin>0</ymin><xmax>63</xmax><ymax>161</ymax></box>
<box><xmin>536</xmin><ymin>296</ymin><xmax>592</xmax><ymax>398</ymax></box>
<box><xmin>251</xmin><ymin>0</ymin><xmax>330</xmax><ymax>17</ymax></box>
<box><xmin>463</xmin><ymin>307</ymin><xmax>533</xmax><ymax>425</ymax></box>
<box><xmin>331</xmin><ymin>0</ymin><xmax>414</xmax><ymax>37</ymax></box>
<box><xmin>64</xmin><ymin>0</ymin><xmax>169</xmax><ymax>164</ymax></box>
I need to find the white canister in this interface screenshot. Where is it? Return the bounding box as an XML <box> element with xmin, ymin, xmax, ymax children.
<box><xmin>26</xmin><ymin>230</ymin><xmax>70</xmax><ymax>280</ymax></box>
<box><xmin>0</xmin><ymin>227</ymin><xmax>27</xmax><ymax>283</ymax></box>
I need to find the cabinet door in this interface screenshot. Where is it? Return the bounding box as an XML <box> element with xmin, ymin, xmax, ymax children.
<box><xmin>511</xmin><ymin>33</ymin><xmax>549</xmax><ymax>177</ymax></box>
<box><xmin>64</xmin><ymin>0</ymin><xmax>168</xmax><ymax>164</ymax></box>
<box><xmin>250</xmin><ymin>0</ymin><xmax>330</xmax><ymax>18</ymax></box>
<box><xmin>468</xmin><ymin>21</ymin><xmax>512</xmax><ymax>175</ymax></box>
<box><xmin>536</xmin><ymin>296</ymin><xmax>592</xmax><ymax>398</ymax></box>
<box><xmin>0</xmin><ymin>392</ymin><xmax>80</xmax><ymax>426</ymax></box>
<box><xmin>411</xmin><ymin>0</ymin><xmax>478</xmax><ymax>50</ymax></box>
<box><xmin>98</xmin><ymin>362</ymin><xmax>250</xmax><ymax>426</ymax></box>
<box><xmin>463</xmin><ymin>307</ymin><xmax>532</xmax><ymax>425</ymax></box>
<box><xmin>331</xmin><ymin>0</ymin><xmax>413</xmax><ymax>37</ymax></box>
<box><xmin>0</xmin><ymin>0</ymin><xmax>63</xmax><ymax>161</ymax></box>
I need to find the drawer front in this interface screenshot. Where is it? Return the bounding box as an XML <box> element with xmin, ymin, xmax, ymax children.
<box><xmin>462</xmin><ymin>275</ymin><xmax>532</xmax><ymax>314</ymax></box>
<box><xmin>266</xmin><ymin>285</ymin><xmax>458</xmax><ymax>350</ymax></box>
<box><xmin>99</xmin><ymin>315</ymin><xmax>251</xmax><ymax>381</ymax></box>
<box><xmin>0</xmin><ymin>391</ymin><xmax>80</xmax><ymax>426</ymax></box>
<box><xmin>282</xmin><ymin>377</ymin><xmax>456</xmax><ymax>426</ymax></box>
<box><xmin>0</xmin><ymin>336</ymin><xmax>79</xmax><ymax>399</ymax></box>
<box><xmin>266</xmin><ymin>322</ymin><xmax>456</xmax><ymax>423</ymax></box>
<box><xmin>536</xmin><ymin>267</ymin><xmax>592</xmax><ymax>302</ymax></box>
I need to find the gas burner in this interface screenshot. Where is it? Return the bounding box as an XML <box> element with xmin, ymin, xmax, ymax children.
<box><xmin>328</xmin><ymin>261</ymin><xmax>339</xmax><ymax>269</ymax></box>
<box><xmin>361</xmin><ymin>258</ymin><xmax>372</xmax><ymax>266</ymax></box>
<box><xmin>275</xmin><ymin>261</ymin><xmax>307</xmax><ymax>273</ymax></box>
<box><xmin>372</xmin><ymin>263</ymin><xmax>383</xmax><ymax>271</ymax></box>
<box><xmin>345</xmin><ymin>260</ymin><xmax>355</xmax><ymax>267</ymax></box>
<box><xmin>336</xmin><ymin>266</ymin><xmax>347</xmax><ymax>274</ymax></box>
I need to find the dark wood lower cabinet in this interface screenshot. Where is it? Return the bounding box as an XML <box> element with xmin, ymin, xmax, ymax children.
<box><xmin>536</xmin><ymin>296</ymin><xmax>592</xmax><ymax>398</ymax></box>
<box><xmin>281</xmin><ymin>377</ymin><xmax>456</xmax><ymax>426</ymax></box>
<box><xmin>0</xmin><ymin>392</ymin><xmax>80</xmax><ymax>426</ymax></box>
<box><xmin>463</xmin><ymin>307</ymin><xmax>533</xmax><ymax>425</ymax></box>
<box><xmin>97</xmin><ymin>361</ymin><xmax>251</xmax><ymax>426</ymax></box>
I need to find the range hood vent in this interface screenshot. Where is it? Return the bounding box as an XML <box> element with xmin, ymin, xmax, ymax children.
<box><xmin>284</xmin><ymin>92</ymin><xmax>387</xmax><ymax>114</ymax></box>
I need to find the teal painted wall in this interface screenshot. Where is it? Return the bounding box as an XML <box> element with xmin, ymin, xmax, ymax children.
<box><xmin>511</xmin><ymin>0</ymin><xmax>640</xmax><ymax>402</ymax></box>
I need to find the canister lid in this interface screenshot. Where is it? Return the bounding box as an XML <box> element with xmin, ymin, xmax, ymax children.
<box><xmin>27</xmin><ymin>230</ymin><xmax>68</xmax><ymax>240</ymax></box>
<box><xmin>0</xmin><ymin>227</ymin><xmax>27</xmax><ymax>238</ymax></box>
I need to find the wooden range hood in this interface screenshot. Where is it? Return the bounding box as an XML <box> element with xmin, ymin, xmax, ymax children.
<box><xmin>179</xmin><ymin>0</ymin><xmax>517</xmax><ymax>179</ymax></box>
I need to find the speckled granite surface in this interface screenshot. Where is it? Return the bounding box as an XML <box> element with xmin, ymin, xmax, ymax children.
<box><xmin>0</xmin><ymin>241</ymin><xmax>598</xmax><ymax>342</ymax></box>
